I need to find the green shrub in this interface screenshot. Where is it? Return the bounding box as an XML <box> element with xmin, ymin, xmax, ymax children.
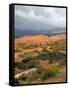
<box><xmin>36</xmin><ymin>67</ymin><xmax>47</xmax><ymax>81</ymax></box>
<box><xmin>15</xmin><ymin>58</ymin><xmax>38</xmax><ymax>70</ymax></box>
<box><xmin>15</xmin><ymin>48</ymin><xmax>22</xmax><ymax>52</ymax></box>
<box><xmin>38</xmin><ymin>51</ymin><xmax>66</xmax><ymax>61</ymax></box>
<box><xmin>47</xmin><ymin>65</ymin><xmax>59</xmax><ymax>78</ymax></box>
<box><xmin>19</xmin><ymin>74</ymin><xmax>27</xmax><ymax>81</ymax></box>
<box><xmin>37</xmin><ymin>65</ymin><xmax>59</xmax><ymax>81</ymax></box>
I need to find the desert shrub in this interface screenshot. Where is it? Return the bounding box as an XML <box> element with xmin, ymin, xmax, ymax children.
<box><xmin>22</xmin><ymin>57</ymin><xmax>31</xmax><ymax>63</ymax></box>
<box><xmin>36</xmin><ymin>66</ymin><xmax>59</xmax><ymax>81</ymax></box>
<box><xmin>42</xmin><ymin>47</ymin><xmax>49</xmax><ymax>53</ymax></box>
<box><xmin>52</xmin><ymin>39</ymin><xmax>66</xmax><ymax>51</ymax></box>
<box><xmin>25</xmin><ymin>60</ymin><xmax>37</xmax><ymax>69</ymax></box>
<box><xmin>47</xmin><ymin>42</ymin><xmax>53</xmax><ymax>46</ymax></box>
<box><xmin>19</xmin><ymin>74</ymin><xmax>27</xmax><ymax>81</ymax></box>
<box><xmin>38</xmin><ymin>51</ymin><xmax>66</xmax><ymax>61</ymax></box>
<box><xmin>59</xmin><ymin>59</ymin><xmax>66</xmax><ymax>66</ymax></box>
<box><xmin>37</xmin><ymin>65</ymin><xmax>59</xmax><ymax>80</ymax></box>
<box><xmin>15</xmin><ymin>59</ymin><xmax>33</xmax><ymax>70</ymax></box>
<box><xmin>47</xmin><ymin>65</ymin><xmax>59</xmax><ymax>78</ymax></box>
<box><xmin>22</xmin><ymin>54</ymin><xmax>38</xmax><ymax>62</ymax></box>
<box><xmin>35</xmin><ymin>67</ymin><xmax>47</xmax><ymax>81</ymax></box>
<box><xmin>27</xmin><ymin>72</ymin><xmax>39</xmax><ymax>81</ymax></box>
<box><xmin>15</xmin><ymin>58</ymin><xmax>38</xmax><ymax>70</ymax></box>
<box><xmin>15</xmin><ymin>62</ymin><xmax>26</xmax><ymax>70</ymax></box>
<box><xmin>15</xmin><ymin>48</ymin><xmax>22</xmax><ymax>52</ymax></box>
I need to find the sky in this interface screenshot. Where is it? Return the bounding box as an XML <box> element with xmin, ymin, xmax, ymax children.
<box><xmin>15</xmin><ymin>5</ymin><xmax>66</xmax><ymax>35</ymax></box>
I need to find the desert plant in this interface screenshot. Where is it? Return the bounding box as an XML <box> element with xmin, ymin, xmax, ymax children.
<box><xmin>19</xmin><ymin>74</ymin><xmax>27</xmax><ymax>81</ymax></box>
<box><xmin>38</xmin><ymin>51</ymin><xmax>66</xmax><ymax>61</ymax></box>
<box><xmin>15</xmin><ymin>47</ymin><xmax>22</xmax><ymax>52</ymax></box>
<box><xmin>59</xmin><ymin>59</ymin><xmax>66</xmax><ymax>66</ymax></box>
<box><xmin>47</xmin><ymin>65</ymin><xmax>59</xmax><ymax>78</ymax></box>
<box><xmin>47</xmin><ymin>42</ymin><xmax>53</xmax><ymax>46</ymax></box>
<box><xmin>42</xmin><ymin>47</ymin><xmax>49</xmax><ymax>53</ymax></box>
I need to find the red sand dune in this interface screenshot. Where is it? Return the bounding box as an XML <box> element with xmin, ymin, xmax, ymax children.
<box><xmin>50</xmin><ymin>34</ymin><xmax>66</xmax><ymax>42</ymax></box>
<box><xmin>15</xmin><ymin>34</ymin><xmax>66</xmax><ymax>44</ymax></box>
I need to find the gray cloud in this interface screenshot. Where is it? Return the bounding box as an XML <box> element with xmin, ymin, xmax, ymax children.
<box><xmin>15</xmin><ymin>5</ymin><xmax>66</xmax><ymax>35</ymax></box>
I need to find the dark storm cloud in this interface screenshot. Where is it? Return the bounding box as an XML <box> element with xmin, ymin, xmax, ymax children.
<box><xmin>15</xmin><ymin>5</ymin><xmax>66</xmax><ymax>35</ymax></box>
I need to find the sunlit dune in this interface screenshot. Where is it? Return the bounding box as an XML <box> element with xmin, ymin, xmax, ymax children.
<box><xmin>15</xmin><ymin>34</ymin><xmax>66</xmax><ymax>44</ymax></box>
<box><xmin>50</xmin><ymin>34</ymin><xmax>66</xmax><ymax>42</ymax></box>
